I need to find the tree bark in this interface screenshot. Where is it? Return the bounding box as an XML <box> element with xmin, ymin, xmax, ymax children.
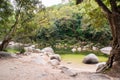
<box><xmin>0</xmin><ymin>20</ymin><xmax>18</xmax><ymax>51</ymax></box>
<box><xmin>104</xmin><ymin>13</ymin><xmax>120</xmax><ymax>77</ymax></box>
<box><xmin>0</xmin><ymin>10</ymin><xmax>20</xmax><ymax>51</ymax></box>
<box><xmin>93</xmin><ymin>0</ymin><xmax>120</xmax><ymax>76</ymax></box>
<box><xmin>96</xmin><ymin>12</ymin><xmax>120</xmax><ymax>77</ymax></box>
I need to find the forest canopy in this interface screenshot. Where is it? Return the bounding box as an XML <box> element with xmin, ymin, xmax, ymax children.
<box><xmin>0</xmin><ymin>0</ymin><xmax>112</xmax><ymax>49</ymax></box>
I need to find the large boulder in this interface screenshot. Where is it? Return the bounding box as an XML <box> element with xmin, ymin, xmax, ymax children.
<box><xmin>100</xmin><ymin>47</ymin><xmax>112</xmax><ymax>55</ymax></box>
<box><xmin>7</xmin><ymin>41</ymin><xmax>23</xmax><ymax>50</ymax></box>
<box><xmin>49</xmin><ymin>54</ymin><xmax>61</xmax><ymax>62</ymax></box>
<box><xmin>82</xmin><ymin>53</ymin><xmax>99</xmax><ymax>64</ymax></box>
<box><xmin>24</xmin><ymin>47</ymin><xmax>33</xmax><ymax>52</ymax></box>
<box><xmin>41</xmin><ymin>47</ymin><xmax>55</xmax><ymax>55</ymax></box>
<box><xmin>71</xmin><ymin>48</ymin><xmax>76</xmax><ymax>53</ymax></box>
<box><xmin>0</xmin><ymin>51</ymin><xmax>12</xmax><ymax>58</ymax></box>
<box><xmin>32</xmin><ymin>49</ymin><xmax>41</xmax><ymax>53</ymax></box>
<box><xmin>0</xmin><ymin>51</ymin><xmax>17</xmax><ymax>58</ymax></box>
<box><xmin>77</xmin><ymin>47</ymin><xmax>82</xmax><ymax>52</ymax></box>
<box><xmin>82</xmin><ymin>46</ymin><xmax>89</xmax><ymax>51</ymax></box>
<box><xmin>24</xmin><ymin>52</ymin><xmax>31</xmax><ymax>55</ymax></box>
<box><xmin>92</xmin><ymin>46</ymin><xmax>99</xmax><ymax>51</ymax></box>
<box><xmin>96</xmin><ymin>62</ymin><xmax>106</xmax><ymax>72</ymax></box>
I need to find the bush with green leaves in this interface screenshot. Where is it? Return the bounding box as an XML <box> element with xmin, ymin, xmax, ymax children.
<box><xmin>35</xmin><ymin>2</ymin><xmax>112</xmax><ymax>47</ymax></box>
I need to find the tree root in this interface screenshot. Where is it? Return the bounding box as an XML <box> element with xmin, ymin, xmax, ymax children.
<box><xmin>96</xmin><ymin>51</ymin><xmax>115</xmax><ymax>73</ymax></box>
<box><xmin>96</xmin><ymin>64</ymin><xmax>110</xmax><ymax>73</ymax></box>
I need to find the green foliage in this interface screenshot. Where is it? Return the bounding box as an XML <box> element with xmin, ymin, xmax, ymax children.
<box><xmin>0</xmin><ymin>0</ymin><xmax>14</xmax><ymax>40</ymax></box>
<box><xmin>34</xmin><ymin>1</ymin><xmax>112</xmax><ymax>47</ymax></box>
<box><xmin>36</xmin><ymin>5</ymin><xmax>84</xmax><ymax>47</ymax></box>
<box><xmin>77</xmin><ymin>0</ymin><xmax>108</xmax><ymax>29</ymax></box>
<box><xmin>0</xmin><ymin>0</ymin><xmax>112</xmax><ymax>49</ymax></box>
<box><xmin>36</xmin><ymin>26</ymin><xmax>59</xmax><ymax>48</ymax></box>
<box><xmin>5</xmin><ymin>48</ymin><xmax>19</xmax><ymax>54</ymax></box>
<box><xmin>54</xmin><ymin>14</ymin><xmax>82</xmax><ymax>39</ymax></box>
<box><xmin>75</xmin><ymin>0</ymin><xmax>112</xmax><ymax>45</ymax></box>
<box><xmin>2</xmin><ymin>0</ymin><xmax>46</xmax><ymax>44</ymax></box>
<box><xmin>55</xmin><ymin>48</ymin><xmax>108</xmax><ymax>63</ymax></box>
<box><xmin>0</xmin><ymin>0</ymin><xmax>13</xmax><ymax>21</ymax></box>
<box><xmin>0</xmin><ymin>0</ymin><xmax>43</xmax><ymax>39</ymax></box>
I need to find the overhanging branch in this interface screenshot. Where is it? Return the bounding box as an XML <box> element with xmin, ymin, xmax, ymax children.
<box><xmin>76</xmin><ymin>0</ymin><xmax>83</xmax><ymax>4</ymax></box>
<box><xmin>95</xmin><ymin>0</ymin><xmax>112</xmax><ymax>15</ymax></box>
<box><xmin>110</xmin><ymin>0</ymin><xmax>117</xmax><ymax>12</ymax></box>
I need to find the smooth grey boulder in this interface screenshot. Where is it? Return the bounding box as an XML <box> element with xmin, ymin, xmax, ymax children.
<box><xmin>41</xmin><ymin>47</ymin><xmax>55</xmax><ymax>55</ymax></box>
<box><xmin>7</xmin><ymin>41</ymin><xmax>23</xmax><ymax>50</ymax></box>
<box><xmin>96</xmin><ymin>62</ymin><xmax>106</xmax><ymax>72</ymax></box>
<box><xmin>0</xmin><ymin>52</ymin><xmax>12</xmax><ymax>58</ymax></box>
<box><xmin>82</xmin><ymin>53</ymin><xmax>99</xmax><ymax>64</ymax></box>
<box><xmin>32</xmin><ymin>49</ymin><xmax>41</xmax><ymax>53</ymax></box>
<box><xmin>0</xmin><ymin>51</ymin><xmax>17</xmax><ymax>58</ymax></box>
<box><xmin>24</xmin><ymin>47</ymin><xmax>33</xmax><ymax>53</ymax></box>
<box><xmin>49</xmin><ymin>54</ymin><xmax>61</xmax><ymax>62</ymax></box>
<box><xmin>100</xmin><ymin>47</ymin><xmax>112</xmax><ymax>55</ymax></box>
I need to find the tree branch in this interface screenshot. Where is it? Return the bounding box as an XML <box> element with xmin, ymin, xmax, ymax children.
<box><xmin>95</xmin><ymin>0</ymin><xmax>112</xmax><ymax>15</ymax></box>
<box><xmin>76</xmin><ymin>0</ymin><xmax>83</xmax><ymax>4</ymax></box>
<box><xmin>110</xmin><ymin>0</ymin><xmax>117</xmax><ymax>12</ymax></box>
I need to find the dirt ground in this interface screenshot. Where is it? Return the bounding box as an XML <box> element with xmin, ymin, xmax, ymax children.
<box><xmin>0</xmin><ymin>54</ymin><xmax>120</xmax><ymax>80</ymax></box>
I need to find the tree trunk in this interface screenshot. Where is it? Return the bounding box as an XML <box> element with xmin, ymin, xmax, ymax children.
<box><xmin>0</xmin><ymin>37</ymin><xmax>12</xmax><ymax>51</ymax></box>
<box><xmin>0</xmin><ymin>22</ymin><xmax>18</xmax><ymax>51</ymax></box>
<box><xmin>96</xmin><ymin>13</ymin><xmax>120</xmax><ymax>77</ymax></box>
<box><xmin>106</xmin><ymin>13</ymin><xmax>120</xmax><ymax>77</ymax></box>
<box><xmin>0</xmin><ymin>11</ymin><xmax>20</xmax><ymax>51</ymax></box>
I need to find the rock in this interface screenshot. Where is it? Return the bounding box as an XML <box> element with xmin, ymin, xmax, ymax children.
<box><xmin>11</xmin><ymin>54</ymin><xmax>17</xmax><ymax>58</ymax></box>
<box><xmin>0</xmin><ymin>51</ymin><xmax>12</xmax><ymax>58</ymax></box>
<box><xmin>100</xmin><ymin>47</ymin><xmax>112</xmax><ymax>55</ymax></box>
<box><xmin>9</xmin><ymin>41</ymin><xmax>15</xmax><ymax>45</ymax></box>
<box><xmin>77</xmin><ymin>47</ymin><xmax>82</xmax><ymax>52</ymax></box>
<box><xmin>41</xmin><ymin>55</ymin><xmax>49</xmax><ymax>61</ymax></box>
<box><xmin>82</xmin><ymin>53</ymin><xmax>99</xmax><ymax>64</ymax></box>
<box><xmin>24</xmin><ymin>52</ymin><xmax>31</xmax><ymax>55</ymax></box>
<box><xmin>60</xmin><ymin>66</ymin><xmax>77</xmax><ymax>77</ymax></box>
<box><xmin>24</xmin><ymin>47</ymin><xmax>33</xmax><ymax>52</ymax></box>
<box><xmin>27</xmin><ymin>47</ymin><xmax>33</xmax><ymax>52</ymax></box>
<box><xmin>82</xmin><ymin>45</ymin><xmax>90</xmax><ymax>51</ymax></box>
<box><xmin>92</xmin><ymin>46</ymin><xmax>99</xmax><ymax>51</ymax></box>
<box><xmin>32</xmin><ymin>56</ymin><xmax>47</xmax><ymax>65</ymax></box>
<box><xmin>41</xmin><ymin>47</ymin><xmax>55</xmax><ymax>55</ymax></box>
<box><xmin>96</xmin><ymin>62</ymin><xmax>106</xmax><ymax>67</ymax></box>
<box><xmin>33</xmin><ymin>49</ymin><xmax>41</xmax><ymax>53</ymax></box>
<box><xmin>24</xmin><ymin>45</ymin><xmax>37</xmax><ymax>53</ymax></box>
<box><xmin>71</xmin><ymin>48</ymin><xmax>76</xmax><ymax>52</ymax></box>
<box><xmin>49</xmin><ymin>59</ymin><xmax>60</xmax><ymax>66</ymax></box>
<box><xmin>49</xmin><ymin>54</ymin><xmax>61</xmax><ymax>62</ymax></box>
<box><xmin>96</xmin><ymin>62</ymin><xmax>106</xmax><ymax>72</ymax></box>
<box><xmin>23</xmin><ymin>44</ymin><xmax>31</xmax><ymax>47</ymax></box>
<box><xmin>30</xmin><ymin>45</ymin><xmax>36</xmax><ymax>48</ymax></box>
<box><xmin>7</xmin><ymin>41</ymin><xmax>23</xmax><ymax>50</ymax></box>
<box><xmin>82</xmin><ymin>46</ymin><xmax>88</xmax><ymax>51</ymax></box>
<box><xmin>90</xmin><ymin>74</ymin><xmax>111</xmax><ymax>80</ymax></box>
<box><xmin>43</xmin><ymin>52</ymin><xmax>54</xmax><ymax>56</ymax></box>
